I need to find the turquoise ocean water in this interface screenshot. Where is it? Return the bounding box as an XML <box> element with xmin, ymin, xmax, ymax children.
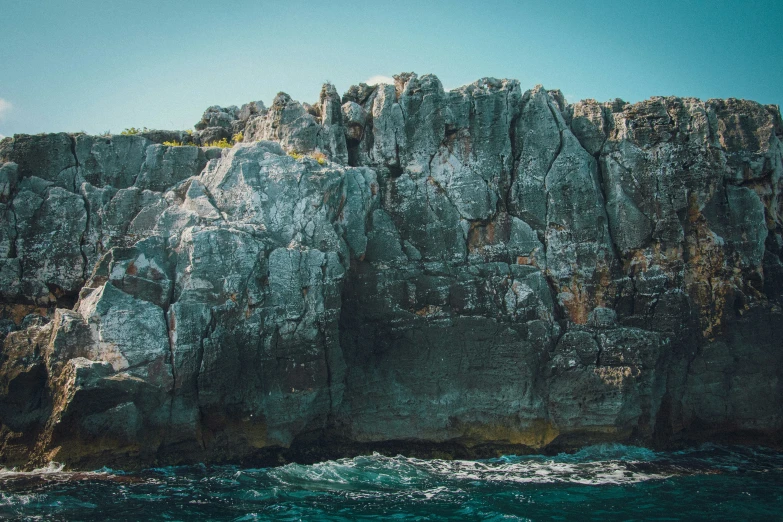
<box><xmin>1</xmin><ymin>444</ymin><xmax>781</xmax><ymax>520</ymax></box>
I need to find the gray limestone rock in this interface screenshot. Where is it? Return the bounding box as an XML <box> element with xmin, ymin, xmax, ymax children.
<box><xmin>6</xmin><ymin>133</ymin><xmax>76</xmax><ymax>182</ymax></box>
<box><xmin>244</xmin><ymin>93</ymin><xmax>321</xmax><ymax>154</ymax></box>
<box><xmin>13</xmin><ymin>184</ymin><xmax>87</xmax><ymax>302</ymax></box>
<box><xmin>341</xmin><ymin>101</ymin><xmax>367</xmax><ymax>143</ymax></box>
<box><xmin>76</xmin><ymin>282</ymin><xmax>171</xmax><ymax>386</ymax></box>
<box><xmin>195</xmin><ymin>105</ymin><xmax>239</xmax><ymax>131</ymax></box>
<box><xmin>135</xmin><ymin>143</ymin><xmax>208</xmax><ymax>192</ymax></box>
<box><xmin>75</xmin><ymin>134</ymin><xmax>150</xmax><ymax>189</ymax></box>
<box><xmin>1</xmin><ymin>74</ymin><xmax>782</xmax><ymax>470</ymax></box>
<box><xmin>510</xmin><ymin>87</ymin><xmax>560</xmax><ymax>230</ymax></box>
<box><xmin>317</xmin><ymin>83</ymin><xmax>349</xmax><ymax>164</ymax></box>
<box><xmin>0</xmin><ymin>162</ymin><xmax>18</xmax><ymax>202</ymax></box>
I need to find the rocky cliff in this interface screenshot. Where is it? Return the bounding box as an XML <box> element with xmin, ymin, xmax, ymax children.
<box><xmin>1</xmin><ymin>74</ymin><xmax>781</xmax><ymax>470</ymax></box>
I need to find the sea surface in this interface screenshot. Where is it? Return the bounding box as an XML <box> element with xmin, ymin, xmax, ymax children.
<box><xmin>1</xmin><ymin>444</ymin><xmax>781</xmax><ymax>520</ymax></box>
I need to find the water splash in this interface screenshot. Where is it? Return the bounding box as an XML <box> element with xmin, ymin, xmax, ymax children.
<box><xmin>0</xmin><ymin>461</ymin><xmax>65</xmax><ymax>476</ymax></box>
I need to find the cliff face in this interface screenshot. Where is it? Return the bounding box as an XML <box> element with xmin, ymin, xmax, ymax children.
<box><xmin>0</xmin><ymin>74</ymin><xmax>781</xmax><ymax>469</ymax></box>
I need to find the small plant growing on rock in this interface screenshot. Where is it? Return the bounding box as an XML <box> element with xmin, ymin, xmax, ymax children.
<box><xmin>121</xmin><ymin>127</ymin><xmax>149</xmax><ymax>135</ymax></box>
<box><xmin>162</xmin><ymin>140</ymin><xmax>193</xmax><ymax>147</ymax></box>
<box><xmin>202</xmin><ymin>138</ymin><xmax>232</xmax><ymax>148</ymax></box>
<box><xmin>287</xmin><ymin>150</ymin><xmax>327</xmax><ymax>164</ymax></box>
<box><xmin>232</xmin><ymin>131</ymin><xmax>244</xmax><ymax>144</ymax></box>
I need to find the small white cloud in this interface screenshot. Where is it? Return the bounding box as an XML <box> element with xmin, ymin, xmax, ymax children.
<box><xmin>365</xmin><ymin>75</ymin><xmax>395</xmax><ymax>86</ymax></box>
<box><xmin>0</xmin><ymin>134</ymin><xmax>4</xmax><ymax>140</ymax></box>
<box><xmin>0</xmin><ymin>98</ymin><xmax>11</xmax><ymax>121</ymax></box>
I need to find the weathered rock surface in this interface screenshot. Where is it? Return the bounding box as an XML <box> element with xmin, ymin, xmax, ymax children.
<box><xmin>0</xmin><ymin>73</ymin><xmax>781</xmax><ymax>469</ymax></box>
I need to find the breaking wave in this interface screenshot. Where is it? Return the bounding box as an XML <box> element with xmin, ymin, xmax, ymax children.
<box><xmin>1</xmin><ymin>444</ymin><xmax>782</xmax><ymax>520</ymax></box>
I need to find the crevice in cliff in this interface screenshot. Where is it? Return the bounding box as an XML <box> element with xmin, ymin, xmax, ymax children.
<box><xmin>194</xmin><ymin>309</ymin><xmax>215</xmax><ymax>451</ymax></box>
<box><xmin>316</xmin><ymin>257</ymin><xmax>339</xmax><ymax>426</ymax></box>
<box><xmin>162</xmin><ymin>304</ymin><xmax>177</xmax><ymax>445</ymax></box>
<box><xmin>361</xmin><ymin>117</ymin><xmax>375</xmax><ymax>168</ymax></box>
<box><xmin>68</xmin><ymin>136</ymin><xmax>93</xmax><ymax>287</ymax></box>
<box><xmin>426</xmin><ymin>149</ymin><xmax>467</xmax><ymax>223</ymax></box>
<box><xmin>163</xmin><ymin>275</ymin><xmax>176</xmax><ymax>368</ymax></box>
<box><xmin>593</xmin><ymin>331</ymin><xmax>604</xmax><ymax>366</ymax></box>
<box><xmin>198</xmin><ymin>181</ymin><xmax>229</xmax><ymax>227</ymax></box>
<box><xmin>68</xmin><ymin>135</ymin><xmax>80</xmax><ymax>170</ymax></box>
<box><xmin>130</xmin><ymin>145</ymin><xmax>150</xmax><ymax>189</ymax></box>
<box><xmin>346</xmin><ymin>139</ymin><xmax>360</xmax><ymax>167</ymax></box>
<box><xmin>8</xmin><ymin>197</ymin><xmax>19</xmax><ymax>260</ymax></box>
<box><xmin>541</xmin><ymin>100</ymin><xmax>565</xmax><ymax>257</ymax></box>
<box><xmin>543</xmin><ymin>271</ymin><xmax>567</xmax><ymax>328</ymax></box>
<box><xmin>391</xmin><ymin>130</ymin><xmax>403</xmax><ymax>176</ymax></box>
<box><xmin>544</xmin><ymin>102</ymin><xmax>565</xmax><ymax>187</ymax></box>
<box><xmin>592</xmin><ymin>151</ymin><xmax>623</xmax><ymax>264</ymax></box>
<box><xmin>506</xmin><ymin>104</ymin><xmax>522</xmax><ymax>214</ymax></box>
<box><xmin>77</xmin><ymin>192</ymin><xmax>91</xmax><ymax>285</ymax></box>
<box><xmin>321</xmin><ymin>322</ymin><xmax>335</xmax><ymax>424</ymax></box>
<box><xmin>532</xmin><ymin>101</ymin><xmax>571</xmax><ymax>331</ymax></box>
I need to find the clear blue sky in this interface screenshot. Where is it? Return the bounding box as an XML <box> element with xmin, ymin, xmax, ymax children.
<box><xmin>1</xmin><ymin>0</ymin><xmax>781</xmax><ymax>137</ymax></box>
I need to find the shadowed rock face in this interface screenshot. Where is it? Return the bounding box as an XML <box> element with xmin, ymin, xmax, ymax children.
<box><xmin>0</xmin><ymin>73</ymin><xmax>781</xmax><ymax>470</ymax></box>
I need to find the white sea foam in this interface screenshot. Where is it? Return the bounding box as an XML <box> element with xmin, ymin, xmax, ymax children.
<box><xmin>412</xmin><ymin>455</ymin><xmax>671</xmax><ymax>485</ymax></box>
<box><xmin>0</xmin><ymin>461</ymin><xmax>65</xmax><ymax>477</ymax></box>
<box><xmin>267</xmin><ymin>445</ymin><xmax>673</xmax><ymax>489</ymax></box>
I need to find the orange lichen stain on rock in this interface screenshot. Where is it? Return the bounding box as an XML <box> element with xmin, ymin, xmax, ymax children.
<box><xmin>646</xmin><ymin>242</ymin><xmax>682</xmax><ymax>272</ymax></box>
<box><xmin>0</xmin><ymin>304</ymin><xmax>51</xmax><ymax>325</ymax></box>
<box><xmin>426</xmin><ymin>175</ymin><xmax>447</xmax><ymax>196</ymax></box>
<box><xmin>458</xmin><ymin>419</ymin><xmax>560</xmax><ymax>449</ymax></box>
<box><xmin>592</xmin><ymin>261</ymin><xmax>614</xmax><ymax>309</ymax></box>
<box><xmin>414</xmin><ymin>305</ymin><xmax>441</xmax><ymax>317</ymax></box>
<box><xmin>687</xmin><ymin>192</ymin><xmax>702</xmax><ymax>223</ymax></box>
<box><xmin>467</xmin><ymin>221</ymin><xmax>497</xmax><ymax>252</ymax></box>
<box><xmin>593</xmin><ymin>366</ymin><xmax>638</xmax><ymax>387</ymax></box>
<box><xmin>125</xmin><ymin>261</ymin><xmax>138</xmax><ymax>276</ymax></box>
<box><xmin>557</xmin><ymin>256</ymin><xmax>615</xmax><ymax>325</ymax></box>
<box><xmin>681</xmin><ymin>202</ymin><xmax>733</xmax><ymax>339</ymax></box>
<box><xmin>560</xmin><ymin>280</ymin><xmax>590</xmax><ymax>325</ymax></box>
<box><xmin>625</xmin><ymin>249</ymin><xmax>650</xmax><ymax>275</ymax></box>
<box><xmin>516</xmin><ymin>256</ymin><xmax>533</xmax><ymax>265</ymax></box>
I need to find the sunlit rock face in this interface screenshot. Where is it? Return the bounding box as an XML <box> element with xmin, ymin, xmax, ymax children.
<box><xmin>0</xmin><ymin>73</ymin><xmax>781</xmax><ymax>470</ymax></box>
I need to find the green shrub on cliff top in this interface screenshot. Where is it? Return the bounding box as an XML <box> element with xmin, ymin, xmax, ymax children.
<box><xmin>121</xmin><ymin>127</ymin><xmax>148</xmax><ymax>135</ymax></box>
<box><xmin>203</xmin><ymin>138</ymin><xmax>232</xmax><ymax>148</ymax></box>
<box><xmin>161</xmin><ymin>138</ymin><xmax>233</xmax><ymax>148</ymax></box>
